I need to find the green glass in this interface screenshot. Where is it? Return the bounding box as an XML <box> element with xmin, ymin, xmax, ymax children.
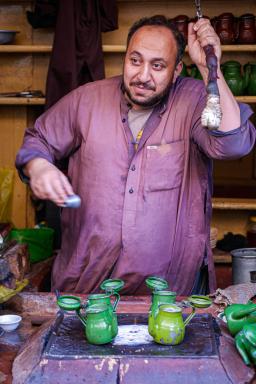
<box><xmin>235</xmin><ymin>323</ymin><xmax>256</xmax><ymax>365</ymax></box>
<box><xmin>148</xmin><ymin>290</ymin><xmax>177</xmax><ymax>337</ymax></box>
<box><xmin>153</xmin><ymin>304</ymin><xmax>195</xmax><ymax>345</ymax></box>
<box><xmin>57</xmin><ymin>295</ymin><xmax>81</xmax><ymax>311</ymax></box>
<box><xmin>145</xmin><ymin>276</ymin><xmax>169</xmax><ymax>291</ymax></box>
<box><xmin>77</xmin><ymin>303</ymin><xmax>114</xmax><ymax>345</ymax></box>
<box><xmin>224</xmin><ymin>303</ymin><xmax>256</xmax><ymax>336</ymax></box>
<box><xmin>100</xmin><ymin>278</ymin><xmax>124</xmax><ymax>293</ymax></box>
<box><xmin>86</xmin><ymin>293</ymin><xmax>119</xmax><ymax>338</ymax></box>
<box><xmin>244</xmin><ymin>62</ymin><xmax>256</xmax><ymax>96</ymax></box>
<box><xmin>222</xmin><ymin>61</ymin><xmax>245</xmax><ymax>96</ymax></box>
<box><xmin>187</xmin><ymin>295</ymin><xmax>212</xmax><ymax>308</ymax></box>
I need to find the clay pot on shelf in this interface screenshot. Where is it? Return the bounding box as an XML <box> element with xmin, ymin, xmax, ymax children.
<box><xmin>237</xmin><ymin>14</ymin><xmax>256</xmax><ymax>44</ymax></box>
<box><xmin>244</xmin><ymin>62</ymin><xmax>256</xmax><ymax>96</ymax></box>
<box><xmin>214</xmin><ymin>13</ymin><xmax>237</xmax><ymax>44</ymax></box>
<box><xmin>173</xmin><ymin>14</ymin><xmax>189</xmax><ymax>43</ymax></box>
<box><xmin>222</xmin><ymin>60</ymin><xmax>246</xmax><ymax>96</ymax></box>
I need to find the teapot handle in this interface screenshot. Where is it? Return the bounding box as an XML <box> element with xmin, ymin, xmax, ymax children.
<box><xmin>75</xmin><ymin>309</ymin><xmax>87</xmax><ymax>327</ymax></box>
<box><xmin>184</xmin><ymin>305</ymin><xmax>196</xmax><ymax>327</ymax></box>
<box><xmin>233</xmin><ymin>305</ymin><xmax>256</xmax><ymax>320</ymax></box>
<box><xmin>110</xmin><ymin>291</ymin><xmax>120</xmax><ymax>311</ymax></box>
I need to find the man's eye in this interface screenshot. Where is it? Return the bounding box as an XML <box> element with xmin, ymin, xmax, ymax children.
<box><xmin>130</xmin><ymin>58</ymin><xmax>140</xmax><ymax>65</ymax></box>
<box><xmin>153</xmin><ymin>63</ymin><xmax>164</xmax><ymax>70</ymax></box>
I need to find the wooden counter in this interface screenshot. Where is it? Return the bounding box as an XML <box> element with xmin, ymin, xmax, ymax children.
<box><xmin>0</xmin><ymin>292</ymin><xmax>255</xmax><ymax>384</ymax></box>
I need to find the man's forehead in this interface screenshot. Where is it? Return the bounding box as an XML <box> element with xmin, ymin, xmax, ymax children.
<box><xmin>127</xmin><ymin>25</ymin><xmax>177</xmax><ymax>55</ymax></box>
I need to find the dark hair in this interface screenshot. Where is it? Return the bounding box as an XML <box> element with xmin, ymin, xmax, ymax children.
<box><xmin>126</xmin><ymin>15</ymin><xmax>186</xmax><ymax>66</ymax></box>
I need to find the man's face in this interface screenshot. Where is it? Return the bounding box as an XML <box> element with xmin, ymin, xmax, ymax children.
<box><xmin>123</xmin><ymin>25</ymin><xmax>179</xmax><ymax>110</ymax></box>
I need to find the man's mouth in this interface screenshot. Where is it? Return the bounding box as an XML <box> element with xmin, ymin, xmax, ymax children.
<box><xmin>130</xmin><ymin>82</ymin><xmax>155</xmax><ymax>92</ymax></box>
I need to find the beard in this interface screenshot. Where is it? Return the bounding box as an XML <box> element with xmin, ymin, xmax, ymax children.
<box><xmin>123</xmin><ymin>79</ymin><xmax>172</xmax><ymax>108</ymax></box>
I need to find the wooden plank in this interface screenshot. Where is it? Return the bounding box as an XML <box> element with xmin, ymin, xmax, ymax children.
<box><xmin>0</xmin><ymin>97</ymin><xmax>45</xmax><ymax>105</ymax></box>
<box><xmin>1</xmin><ymin>44</ymin><xmax>256</xmax><ymax>54</ymax></box>
<box><xmin>212</xmin><ymin>197</ymin><xmax>256</xmax><ymax>210</ymax></box>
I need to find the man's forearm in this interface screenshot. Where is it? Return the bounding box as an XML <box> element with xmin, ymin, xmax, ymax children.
<box><xmin>198</xmin><ymin>65</ymin><xmax>240</xmax><ymax>132</ymax></box>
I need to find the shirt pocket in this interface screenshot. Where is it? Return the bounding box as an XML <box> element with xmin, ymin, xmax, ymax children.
<box><xmin>144</xmin><ymin>140</ymin><xmax>185</xmax><ymax>192</ymax></box>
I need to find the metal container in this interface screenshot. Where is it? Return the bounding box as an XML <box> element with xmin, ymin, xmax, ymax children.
<box><xmin>231</xmin><ymin>248</ymin><xmax>256</xmax><ymax>284</ymax></box>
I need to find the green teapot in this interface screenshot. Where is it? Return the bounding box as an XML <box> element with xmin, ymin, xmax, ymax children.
<box><xmin>235</xmin><ymin>323</ymin><xmax>256</xmax><ymax>365</ymax></box>
<box><xmin>148</xmin><ymin>289</ymin><xmax>177</xmax><ymax>337</ymax></box>
<box><xmin>224</xmin><ymin>302</ymin><xmax>256</xmax><ymax>336</ymax></box>
<box><xmin>153</xmin><ymin>303</ymin><xmax>195</xmax><ymax>345</ymax></box>
<box><xmin>85</xmin><ymin>279</ymin><xmax>123</xmax><ymax>340</ymax></box>
<box><xmin>244</xmin><ymin>62</ymin><xmax>256</xmax><ymax>96</ymax></box>
<box><xmin>222</xmin><ymin>60</ymin><xmax>246</xmax><ymax>96</ymax></box>
<box><xmin>77</xmin><ymin>303</ymin><xmax>115</xmax><ymax>345</ymax></box>
<box><xmin>57</xmin><ymin>295</ymin><xmax>117</xmax><ymax>344</ymax></box>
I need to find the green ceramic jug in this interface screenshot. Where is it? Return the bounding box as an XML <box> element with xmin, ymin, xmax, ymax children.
<box><xmin>77</xmin><ymin>303</ymin><xmax>114</xmax><ymax>345</ymax></box>
<box><xmin>224</xmin><ymin>303</ymin><xmax>256</xmax><ymax>336</ymax></box>
<box><xmin>235</xmin><ymin>323</ymin><xmax>256</xmax><ymax>365</ymax></box>
<box><xmin>244</xmin><ymin>62</ymin><xmax>256</xmax><ymax>95</ymax></box>
<box><xmin>153</xmin><ymin>303</ymin><xmax>195</xmax><ymax>345</ymax></box>
<box><xmin>222</xmin><ymin>60</ymin><xmax>246</xmax><ymax>96</ymax></box>
<box><xmin>86</xmin><ymin>292</ymin><xmax>119</xmax><ymax>338</ymax></box>
<box><xmin>148</xmin><ymin>290</ymin><xmax>177</xmax><ymax>337</ymax></box>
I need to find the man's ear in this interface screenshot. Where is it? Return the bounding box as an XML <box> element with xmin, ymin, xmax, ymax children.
<box><xmin>172</xmin><ymin>61</ymin><xmax>183</xmax><ymax>83</ymax></box>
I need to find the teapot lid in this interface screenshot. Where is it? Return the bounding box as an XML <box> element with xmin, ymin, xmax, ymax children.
<box><xmin>100</xmin><ymin>278</ymin><xmax>124</xmax><ymax>293</ymax></box>
<box><xmin>57</xmin><ymin>295</ymin><xmax>81</xmax><ymax>311</ymax></box>
<box><xmin>187</xmin><ymin>295</ymin><xmax>212</xmax><ymax>308</ymax></box>
<box><xmin>145</xmin><ymin>276</ymin><xmax>169</xmax><ymax>291</ymax></box>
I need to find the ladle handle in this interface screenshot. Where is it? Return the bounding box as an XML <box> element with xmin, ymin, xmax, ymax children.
<box><xmin>184</xmin><ymin>305</ymin><xmax>196</xmax><ymax>327</ymax></box>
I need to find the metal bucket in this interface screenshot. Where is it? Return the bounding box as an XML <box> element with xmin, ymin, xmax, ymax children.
<box><xmin>231</xmin><ymin>248</ymin><xmax>256</xmax><ymax>284</ymax></box>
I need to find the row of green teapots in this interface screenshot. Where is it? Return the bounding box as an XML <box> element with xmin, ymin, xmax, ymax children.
<box><xmin>57</xmin><ymin>278</ymin><xmax>124</xmax><ymax>345</ymax></box>
<box><xmin>180</xmin><ymin>61</ymin><xmax>256</xmax><ymax>96</ymax></box>
<box><xmin>146</xmin><ymin>276</ymin><xmax>212</xmax><ymax>345</ymax></box>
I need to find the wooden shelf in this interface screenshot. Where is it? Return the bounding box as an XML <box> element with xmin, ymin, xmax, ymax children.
<box><xmin>212</xmin><ymin>197</ymin><xmax>256</xmax><ymax>210</ymax></box>
<box><xmin>0</xmin><ymin>96</ymin><xmax>255</xmax><ymax>105</ymax></box>
<box><xmin>0</xmin><ymin>97</ymin><xmax>45</xmax><ymax>105</ymax></box>
<box><xmin>0</xmin><ymin>44</ymin><xmax>256</xmax><ymax>53</ymax></box>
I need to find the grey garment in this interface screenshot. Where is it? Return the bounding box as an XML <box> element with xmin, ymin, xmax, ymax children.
<box><xmin>128</xmin><ymin>108</ymin><xmax>153</xmax><ymax>141</ymax></box>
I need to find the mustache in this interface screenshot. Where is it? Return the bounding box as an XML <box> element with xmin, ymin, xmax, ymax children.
<box><xmin>130</xmin><ymin>81</ymin><xmax>156</xmax><ymax>91</ymax></box>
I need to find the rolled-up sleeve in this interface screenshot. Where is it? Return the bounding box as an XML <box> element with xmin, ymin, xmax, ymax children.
<box><xmin>15</xmin><ymin>88</ymin><xmax>83</xmax><ymax>180</ymax></box>
<box><xmin>191</xmin><ymin>101</ymin><xmax>256</xmax><ymax>159</ymax></box>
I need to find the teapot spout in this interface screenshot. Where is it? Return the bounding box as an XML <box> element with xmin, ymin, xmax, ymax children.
<box><xmin>233</xmin><ymin>305</ymin><xmax>256</xmax><ymax>320</ymax></box>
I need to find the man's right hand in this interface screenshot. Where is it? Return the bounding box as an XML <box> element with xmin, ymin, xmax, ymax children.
<box><xmin>24</xmin><ymin>158</ymin><xmax>74</xmax><ymax>206</ymax></box>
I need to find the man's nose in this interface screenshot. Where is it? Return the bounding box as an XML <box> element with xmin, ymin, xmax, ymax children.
<box><xmin>137</xmin><ymin>64</ymin><xmax>151</xmax><ymax>82</ymax></box>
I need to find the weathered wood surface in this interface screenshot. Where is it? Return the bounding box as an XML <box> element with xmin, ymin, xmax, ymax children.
<box><xmin>0</xmin><ymin>292</ymin><xmax>255</xmax><ymax>384</ymax></box>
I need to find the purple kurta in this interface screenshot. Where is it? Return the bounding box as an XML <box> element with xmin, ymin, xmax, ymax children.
<box><xmin>16</xmin><ymin>76</ymin><xmax>256</xmax><ymax>295</ymax></box>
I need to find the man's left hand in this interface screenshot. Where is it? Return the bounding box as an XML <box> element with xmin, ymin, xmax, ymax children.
<box><xmin>188</xmin><ymin>18</ymin><xmax>221</xmax><ymax>71</ymax></box>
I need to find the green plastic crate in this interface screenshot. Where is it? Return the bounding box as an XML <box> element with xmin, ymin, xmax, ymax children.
<box><xmin>10</xmin><ymin>228</ymin><xmax>54</xmax><ymax>263</ymax></box>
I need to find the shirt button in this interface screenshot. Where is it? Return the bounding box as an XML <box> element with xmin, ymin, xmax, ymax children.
<box><xmin>131</xmin><ymin>165</ymin><xmax>136</xmax><ymax>171</ymax></box>
<box><xmin>122</xmin><ymin>118</ymin><xmax>126</xmax><ymax>123</ymax></box>
<box><xmin>129</xmin><ymin>188</ymin><xmax>134</xmax><ymax>194</ymax></box>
